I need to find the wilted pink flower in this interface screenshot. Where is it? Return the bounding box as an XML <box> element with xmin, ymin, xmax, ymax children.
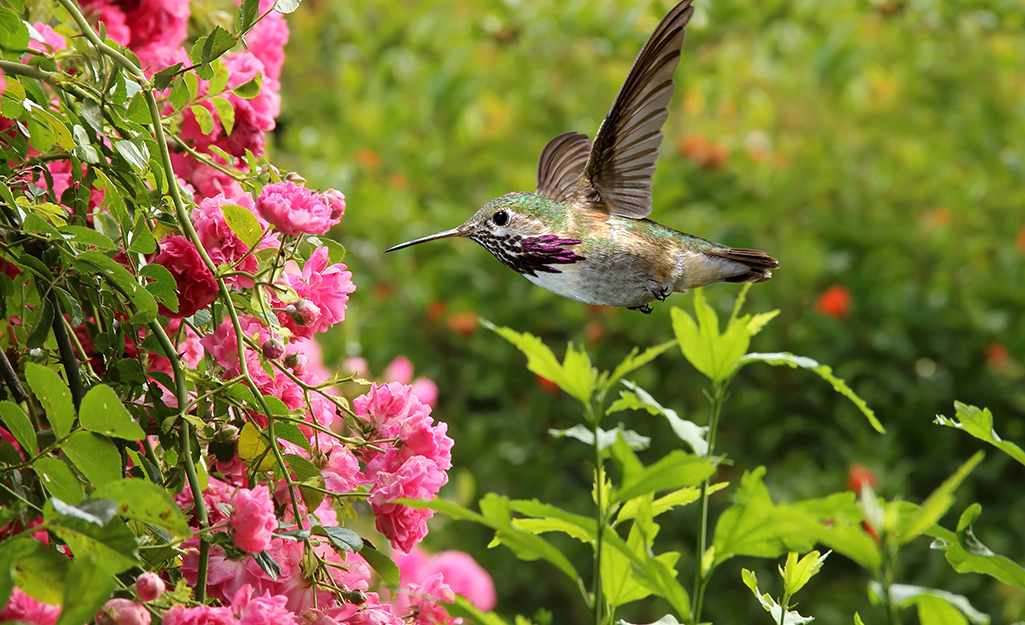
<box><xmin>135</xmin><ymin>571</ymin><xmax>166</xmax><ymax>602</ymax></box>
<box><xmin>97</xmin><ymin>599</ymin><xmax>150</xmax><ymax>625</ymax></box>
<box><xmin>0</xmin><ymin>587</ymin><xmax>61</xmax><ymax>625</ymax></box>
<box><xmin>154</xmin><ymin>234</ymin><xmax>219</xmax><ymax>318</ymax></box>
<box><xmin>275</xmin><ymin>247</ymin><xmax>354</xmax><ymax>338</ymax></box>
<box><xmin>256</xmin><ymin>182</ymin><xmax>340</xmax><ymax>236</ymax></box>
<box><xmin>163</xmin><ymin>605</ymin><xmax>239</xmax><ymax>625</ymax></box>
<box><xmin>231</xmin><ymin>586</ymin><xmax>297</xmax><ymax>625</ymax></box>
<box><xmin>230</xmin><ymin>484</ymin><xmax>276</xmax><ymax>553</ymax></box>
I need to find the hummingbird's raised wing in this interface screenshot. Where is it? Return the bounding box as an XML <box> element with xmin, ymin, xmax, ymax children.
<box><xmin>535</xmin><ymin>131</ymin><xmax>592</xmax><ymax>204</ymax></box>
<box><xmin>579</xmin><ymin>0</ymin><xmax>695</xmax><ymax>219</ymax></box>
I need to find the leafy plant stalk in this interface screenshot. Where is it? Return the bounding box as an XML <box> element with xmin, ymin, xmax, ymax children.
<box><xmin>691</xmin><ymin>379</ymin><xmax>726</xmax><ymax>625</ymax></box>
<box><xmin>588</xmin><ymin>396</ymin><xmax>606</xmax><ymax>625</ymax></box>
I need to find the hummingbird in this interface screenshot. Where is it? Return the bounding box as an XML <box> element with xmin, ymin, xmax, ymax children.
<box><xmin>386</xmin><ymin>0</ymin><xmax>778</xmax><ymax>314</ymax></box>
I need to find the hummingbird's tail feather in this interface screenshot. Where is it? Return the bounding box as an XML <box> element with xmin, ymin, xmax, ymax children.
<box><xmin>717</xmin><ymin>247</ymin><xmax>779</xmax><ymax>283</ymax></box>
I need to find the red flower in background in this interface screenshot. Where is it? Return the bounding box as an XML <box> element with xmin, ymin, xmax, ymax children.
<box><xmin>847</xmin><ymin>463</ymin><xmax>877</xmax><ymax>493</ymax></box>
<box><xmin>986</xmin><ymin>343</ymin><xmax>1009</xmax><ymax>368</ymax></box>
<box><xmin>815</xmin><ymin>284</ymin><xmax>851</xmax><ymax>319</ymax></box>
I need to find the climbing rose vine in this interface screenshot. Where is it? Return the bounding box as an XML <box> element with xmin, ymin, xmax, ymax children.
<box><xmin>0</xmin><ymin>1</ymin><xmax>492</xmax><ymax>624</ymax></box>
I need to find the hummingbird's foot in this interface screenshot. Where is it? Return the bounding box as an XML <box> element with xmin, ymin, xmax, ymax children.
<box><xmin>628</xmin><ymin>304</ymin><xmax>653</xmax><ymax>314</ymax></box>
<box><xmin>645</xmin><ymin>280</ymin><xmax>672</xmax><ymax>302</ymax></box>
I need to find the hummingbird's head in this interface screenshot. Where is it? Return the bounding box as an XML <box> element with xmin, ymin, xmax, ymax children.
<box><xmin>384</xmin><ymin>192</ymin><xmax>548</xmax><ymax>253</ymax></box>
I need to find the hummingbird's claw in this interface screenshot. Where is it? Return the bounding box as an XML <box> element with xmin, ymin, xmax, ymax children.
<box><xmin>628</xmin><ymin>304</ymin><xmax>653</xmax><ymax>314</ymax></box>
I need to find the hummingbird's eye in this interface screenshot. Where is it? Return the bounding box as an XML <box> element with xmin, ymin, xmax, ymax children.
<box><xmin>491</xmin><ymin>210</ymin><xmax>509</xmax><ymax>226</ymax></box>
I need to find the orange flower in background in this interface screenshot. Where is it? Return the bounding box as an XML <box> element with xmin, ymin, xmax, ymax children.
<box><xmin>1017</xmin><ymin>223</ymin><xmax>1025</xmax><ymax>254</ymax></box>
<box><xmin>986</xmin><ymin>343</ymin><xmax>1009</xmax><ymax>368</ymax></box>
<box><xmin>447</xmin><ymin>311</ymin><xmax>478</xmax><ymax>337</ymax></box>
<box><xmin>815</xmin><ymin>284</ymin><xmax>851</xmax><ymax>319</ymax></box>
<box><xmin>847</xmin><ymin>463</ymin><xmax>878</xmax><ymax>493</ymax></box>
<box><xmin>535</xmin><ymin>374</ymin><xmax>561</xmax><ymax>395</ymax></box>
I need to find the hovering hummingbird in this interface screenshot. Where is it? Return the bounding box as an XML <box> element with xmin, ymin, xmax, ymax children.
<box><xmin>386</xmin><ymin>0</ymin><xmax>778</xmax><ymax>313</ymax></box>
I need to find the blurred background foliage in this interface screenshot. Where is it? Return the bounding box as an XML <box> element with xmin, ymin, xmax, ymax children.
<box><xmin>273</xmin><ymin>1</ymin><xmax>1025</xmax><ymax>622</ymax></box>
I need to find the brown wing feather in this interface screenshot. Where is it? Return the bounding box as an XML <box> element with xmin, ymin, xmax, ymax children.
<box><xmin>535</xmin><ymin>131</ymin><xmax>592</xmax><ymax>203</ymax></box>
<box><xmin>580</xmin><ymin>0</ymin><xmax>695</xmax><ymax>218</ymax></box>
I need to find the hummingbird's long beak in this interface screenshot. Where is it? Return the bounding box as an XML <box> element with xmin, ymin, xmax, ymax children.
<box><xmin>385</xmin><ymin>226</ymin><xmax>469</xmax><ymax>253</ymax></box>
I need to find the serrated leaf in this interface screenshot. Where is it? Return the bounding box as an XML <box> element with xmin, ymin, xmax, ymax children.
<box><xmin>209</xmin><ymin>58</ymin><xmax>230</xmax><ymax>95</ymax></box>
<box><xmin>140</xmin><ymin>263</ymin><xmax>179</xmax><ymax>312</ymax></box>
<box><xmin>94</xmin><ymin>477</ymin><xmax>192</xmax><ymax>535</ymax></box>
<box><xmin>928</xmin><ymin>505</ymin><xmax>1025</xmax><ymax>589</ymax></box>
<box><xmin>79</xmin><ymin>384</ymin><xmax>145</xmax><ymax>440</ymax></box>
<box><xmin>75</xmin><ymin>251</ymin><xmax>158</xmax><ymax>323</ymax></box>
<box><xmin>50</xmin><ymin>515</ymin><xmax>139</xmax><ymax>574</ymax></box>
<box><xmin>743</xmin><ymin>567</ymin><xmax>816</xmax><ymax>625</ymax></box>
<box><xmin>360</xmin><ymin>542</ymin><xmax>400</xmax><ymax>586</ymax></box>
<box><xmin>114</xmin><ymin>139</ymin><xmax>149</xmax><ymax>171</ymax></box>
<box><xmin>739</xmin><ymin>352</ymin><xmax>884</xmax><ymax>434</ymax></box>
<box><xmin>221</xmin><ymin>203</ymin><xmax>262</xmax><ymax>248</ymax></box>
<box><xmin>59</xmin><ymin>225</ymin><xmax>117</xmax><ymax>250</ymax></box>
<box><xmin>611</xmin><ymin>451</ymin><xmax>717</xmax><ymax>504</ymax></box>
<box><xmin>33</xmin><ymin>456</ymin><xmax>84</xmax><ymax>504</ymax></box>
<box><xmin>617</xmin><ymin>483</ymin><xmax>728</xmax><ymax>523</ymax></box>
<box><xmin>24</xmin><ymin>363</ymin><xmax>75</xmax><ymax>439</ymax></box>
<box><xmin>30</xmin><ymin>104</ymin><xmax>74</xmax><ymax>150</ymax></box>
<box><xmin>191</xmin><ymin>103</ymin><xmax>215</xmax><ymax>135</ymax></box>
<box><xmin>1</xmin><ymin>400</ymin><xmax>37</xmax><ymax>454</ymax></box>
<box><xmin>232</xmin><ymin>72</ymin><xmax>263</xmax><ymax>99</ymax></box>
<box><xmin>935</xmin><ymin>402</ymin><xmax>1025</xmax><ymax>468</ymax></box>
<box><xmin>609</xmin><ymin>381</ymin><xmax>708</xmax><ymax>455</ymax></box>
<box><xmin>26</xmin><ymin>297</ymin><xmax>54</xmax><ymax>350</ymax></box>
<box><xmin>212</xmin><ymin>95</ymin><xmax>235</xmax><ymax>135</ymax></box>
<box><xmin>152</xmin><ymin>63</ymin><xmax>183</xmax><ymax>91</ymax></box>
<box><xmin>781</xmin><ymin>550</ymin><xmax>830</xmax><ymax>596</ymax></box>
<box><xmin>483</xmin><ymin>321</ymin><xmax>593</xmax><ymax>403</ymax></box>
<box><xmin>63</xmin><ymin>431</ymin><xmax>122</xmax><ymax>486</ymax></box>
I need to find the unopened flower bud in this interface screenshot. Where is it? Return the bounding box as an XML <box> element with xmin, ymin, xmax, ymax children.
<box><xmin>289</xmin><ymin>300</ymin><xmax>322</xmax><ymax>327</ymax></box>
<box><xmin>97</xmin><ymin>599</ymin><xmax>150</xmax><ymax>625</ymax></box>
<box><xmin>283</xmin><ymin>352</ymin><xmax>309</xmax><ymax>376</ymax></box>
<box><xmin>322</xmin><ymin>188</ymin><xmax>346</xmax><ymax>221</ymax></box>
<box><xmin>135</xmin><ymin>572</ymin><xmax>165</xmax><ymax>602</ymax></box>
<box><xmin>284</xmin><ymin>171</ymin><xmax>307</xmax><ymax>185</ymax></box>
<box><xmin>215</xmin><ymin>424</ymin><xmax>240</xmax><ymax>443</ymax></box>
<box><xmin>261</xmin><ymin>338</ymin><xmax>285</xmax><ymax>360</ymax></box>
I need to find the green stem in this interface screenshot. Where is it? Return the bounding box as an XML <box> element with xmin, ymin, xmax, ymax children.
<box><xmin>587</xmin><ymin>392</ymin><xmax>610</xmax><ymax>625</ymax></box>
<box><xmin>149</xmin><ymin>321</ymin><xmax>210</xmax><ymax>602</ymax></box>
<box><xmin>691</xmin><ymin>380</ymin><xmax>727</xmax><ymax>625</ymax></box>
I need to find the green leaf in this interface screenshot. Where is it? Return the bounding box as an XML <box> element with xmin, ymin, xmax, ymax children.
<box><xmin>742</xmin><ymin>567</ymin><xmax>815</xmax><ymax>625</ymax></box>
<box><xmin>212</xmin><ymin>96</ymin><xmax>235</xmax><ymax>135</ymax></box>
<box><xmin>125</xmin><ymin>94</ymin><xmax>151</xmax><ymax>123</ymax></box>
<box><xmin>79</xmin><ymin>384</ymin><xmax>145</xmax><ymax>440</ymax></box>
<box><xmin>26</xmin><ymin>297</ymin><xmax>55</xmax><ymax>350</ymax></box>
<box><xmin>55</xmin><ymin>557</ymin><xmax>116</xmax><ymax>625</ymax></box>
<box><xmin>24</xmin><ymin>363</ymin><xmax>75</xmax><ymax>439</ymax></box>
<box><xmin>128</xmin><ymin>218</ymin><xmax>158</xmax><ymax>254</ymax></box>
<box><xmin>114</xmin><ymin>139</ymin><xmax>149</xmax><ymax>171</ymax></box>
<box><xmin>312</xmin><ymin>525</ymin><xmax>363</xmax><ymax>553</ymax></box>
<box><xmin>1</xmin><ymin>400</ymin><xmax>37</xmax><ymax>454</ymax></box>
<box><xmin>870</xmin><ymin>583</ymin><xmax>988</xmax><ymax>625</ymax></box>
<box><xmin>609</xmin><ymin>381</ymin><xmax>708</xmax><ymax>456</ymax></box>
<box><xmin>611</xmin><ymin>451</ymin><xmax>717</xmax><ymax>504</ymax></box>
<box><xmin>781</xmin><ymin>550</ymin><xmax>830</xmax><ymax>597</ymax></box>
<box><xmin>606</xmin><ymin>341</ymin><xmax>674</xmax><ymax>391</ymax></box>
<box><xmin>221</xmin><ymin>203</ymin><xmax>263</xmax><ymax>249</ymax></box>
<box><xmin>75</xmin><ymin>251</ymin><xmax>158</xmax><ymax>323</ymax></box>
<box><xmin>900</xmin><ymin>451</ymin><xmax>983</xmax><ymax>545</ymax></box>
<box><xmin>548</xmin><ymin>424</ymin><xmax>649</xmax><ymax>451</ymax></box>
<box><xmin>140</xmin><ymin>263</ymin><xmax>179</xmax><ymax>312</ymax></box>
<box><xmin>671</xmin><ymin>289</ymin><xmax>760</xmax><ymax>383</ymax></box>
<box><xmin>9</xmin><ymin>538</ymin><xmax>69</xmax><ymax>605</ymax></box>
<box><xmin>0</xmin><ymin>8</ymin><xmax>30</xmax><ymax>51</ymax></box>
<box><xmin>739</xmin><ymin>352</ymin><xmax>885</xmax><ymax>434</ymax></box>
<box><xmin>273</xmin><ymin>0</ymin><xmax>301</xmax><ymax>14</ymax></box>
<box><xmin>617</xmin><ymin>483</ymin><xmax>728</xmax><ymax>523</ymax></box>
<box><xmin>63</xmin><ymin>431</ymin><xmax>122</xmax><ymax>487</ymax></box>
<box><xmin>49</xmin><ymin>516</ymin><xmax>139</xmax><ymax>574</ymax></box>
<box><xmin>209</xmin><ymin>58</ymin><xmax>230</xmax><ymax>95</ymax></box>
<box><xmin>928</xmin><ymin>505</ymin><xmax>1025</xmax><ymax>589</ymax></box>
<box><xmin>192</xmin><ymin>25</ymin><xmax>237</xmax><ymax>65</ymax></box>
<box><xmin>602</xmin><ymin>530</ymin><xmax>690</xmax><ymax>618</ymax></box>
<box><xmin>483</xmin><ymin>321</ymin><xmax>593</xmax><ymax>403</ymax></box>
<box><xmin>33</xmin><ymin>456</ymin><xmax>84</xmax><ymax>504</ymax></box>
<box><xmin>50</xmin><ymin>497</ymin><xmax>118</xmax><ymax>527</ymax></box>
<box><xmin>29</xmin><ymin>104</ymin><xmax>74</xmax><ymax>151</ymax></box>
<box><xmin>232</xmin><ymin>72</ymin><xmax>263</xmax><ymax>99</ymax></box>
<box><xmin>509</xmin><ymin>499</ymin><xmax>596</xmax><ymax>544</ymax></box>
<box><xmin>59</xmin><ymin>225</ymin><xmax>117</xmax><ymax>250</ymax></box>
<box><xmin>152</xmin><ymin>63</ymin><xmax>183</xmax><ymax>91</ymax></box>
<box><xmin>92</xmin><ymin>478</ymin><xmax>191</xmax><ymax>537</ymax></box>
<box><xmin>360</xmin><ymin>542</ymin><xmax>400</xmax><ymax>586</ymax></box>
<box><xmin>444</xmin><ymin>596</ymin><xmax>510</xmax><ymax>625</ymax></box>
<box><xmin>191</xmin><ymin>103</ymin><xmax>215</xmax><ymax>135</ymax></box>
<box><xmin>935</xmin><ymin>402</ymin><xmax>1025</xmax><ymax>468</ymax></box>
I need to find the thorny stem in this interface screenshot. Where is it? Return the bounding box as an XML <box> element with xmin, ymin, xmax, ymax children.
<box><xmin>690</xmin><ymin>379</ymin><xmax>726</xmax><ymax>625</ymax></box>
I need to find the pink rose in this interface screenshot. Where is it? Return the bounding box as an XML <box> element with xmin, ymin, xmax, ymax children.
<box><xmin>395</xmin><ymin>548</ymin><xmax>496</xmax><ymax>611</ymax></box>
<box><xmin>256</xmin><ymin>182</ymin><xmax>340</xmax><ymax>236</ymax></box>
<box><xmin>274</xmin><ymin>248</ymin><xmax>354</xmax><ymax>338</ymax></box>
<box><xmin>154</xmin><ymin>234</ymin><xmax>219</xmax><ymax>318</ymax></box>
<box><xmin>191</xmin><ymin>192</ymin><xmax>263</xmax><ymax>289</ymax></box>
<box><xmin>231</xmin><ymin>585</ymin><xmax>297</xmax><ymax>625</ymax></box>
<box><xmin>230</xmin><ymin>484</ymin><xmax>277</xmax><ymax>553</ymax></box>
<box><xmin>368</xmin><ymin>456</ymin><xmax>448</xmax><ymax>553</ymax></box>
<box><xmin>163</xmin><ymin>605</ymin><xmax>239</xmax><ymax>625</ymax></box>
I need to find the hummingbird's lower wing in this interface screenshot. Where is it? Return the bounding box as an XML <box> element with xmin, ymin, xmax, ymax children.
<box><xmin>580</xmin><ymin>0</ymin><xmax>695</xmax><ymax>219</ymax></box>
<box><xmin>535</xmin><ymin>131</ymin><xmax>592</xmax><ymax>204</ymax></box>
